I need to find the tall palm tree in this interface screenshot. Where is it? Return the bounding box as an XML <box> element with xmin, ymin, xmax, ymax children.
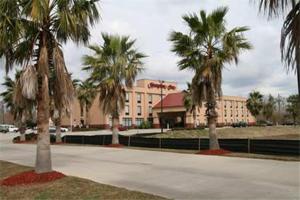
<box><xmin>77</xmin><ymin>80</ymin><xmax>97</xmax><ymax>128</ymax></box>
<box><xmin>246</xmin><ymin>91</ymin><xmax>264</xmax><ymax>119</ymax></box>
<box><xmin>170</xmin><ymin>7</ymin><xmax>252</xmax><ymax>149</ymax></box>
<box><xmin>1</xmin><ymin>71</ymin><xmax>34</xmax><ymax>141</ymax></box>
<box><xmin>183</xmin><ymin>82</ymin><xmax>197</xmax><ymax>128</ymax></box>
<box><xmin>258</xmin><ymin>0</ymin><xmax>300</xmax><ymax>96</ymax></box>
<box><xmin>0</xmin><ymin>0</ymin><xmax>100</xmax><ymax>173</ymax></box>
<box><xmin>83</xmin><ymin>33</ymin><xmax>146</xmax><ymax>144</ymax></box>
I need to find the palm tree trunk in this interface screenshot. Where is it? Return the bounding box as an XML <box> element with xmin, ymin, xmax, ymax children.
<box><xmin>193</xmin><ymin>110</ymin><xmax>197</xmax><ymax>128</ymax></box>
<box><xmin>297</xmin><ymin>61</ymin><xmax>300</xmax><ymax>98</ymax></box>
<box><xmin>86</xmin><ymin>107</ymin><xmax>89</xmax><ymax>129</ymax></box>
<box><xmin>208</xmin><ymin>115</ymin><xmax>219</xmax><ymax>149</ymax></box>
<box><xmin>20</xmin><ymin>126</ymin><xmax>26</xmax><ymax>142</ymax></box>
<box><xmin>55</xmin><ymin>112</ymin><xmax>62</xmax><ymax>143</ymax></box>
<box><xmin>207</xmin><ymin>88</ymin><xmax>220</xmax><ymax>150</ymax></box>
<box><xmin>35</xmin><ymin>41</ymin><xmax>52</xmax><ymax>173</ymax></box>
<box><xmin>112</xmin><ymin>115</ymin><xmax>119</xmax><ymax>144</ymax></box>
<box><xmin>36</xmin><ymin>75</ymin><xmax>52</xmax><ymax>173</ymax></box>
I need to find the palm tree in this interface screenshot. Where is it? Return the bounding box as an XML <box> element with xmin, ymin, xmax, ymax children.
<box><xmin>77</xmin><ymin>80</ymin><xmax>97</xmax><ymax>128</ymax></box>
<box><xmin>258</xmin><ymin>0</ymin><xmax>300</xmax><ymax>96</ymax></box>
<box><xmin>246</xmin><ymin>91</ymin><xmax>264</xmax><ymax>119</ymax></box>
<box><xmin>0</xmin><ymin>0</ymin><xmax>100</xmax><ymax>173</ymax></box>
<box><xmin>183</xmin><ymin>82</ymin><xmax>197</xmax><ymax>128</ymax></box>
<box><xmin>83</xmin><ymin>33</ymin><xmax>146</xmax><ymax>144</ymax></box>
<box><xmin>1</xmin><ymin>71</ymin><xmax>34</xmax><ymax>141</ymax></box>
<box><xmin>170</xmin><ymin>7</ymin><xmax>252</xmax><ymax>149</ymax></box>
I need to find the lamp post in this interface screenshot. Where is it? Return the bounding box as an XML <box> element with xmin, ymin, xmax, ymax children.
<box><xmin>159</xmin><ymin>80</ymin><xmax>165</xmax><ymax>133</ymax></box>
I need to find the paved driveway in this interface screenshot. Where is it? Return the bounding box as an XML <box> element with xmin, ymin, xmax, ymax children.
<box><xmin>0</xmin><ymin>134</ymin><xmax>299</xmax><ymax>200</ymax></box>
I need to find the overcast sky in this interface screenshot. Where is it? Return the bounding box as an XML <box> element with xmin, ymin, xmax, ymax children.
<box><xmin>0</xmin><ymin>0</ymin><xmax>297</xmax><ymax>98</ymax></box>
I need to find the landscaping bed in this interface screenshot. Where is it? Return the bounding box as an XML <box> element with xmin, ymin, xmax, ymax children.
<box><xmin>0</xmin><ymin>161</ymin><xmax>167</xmax><ymax>200</ymax></box>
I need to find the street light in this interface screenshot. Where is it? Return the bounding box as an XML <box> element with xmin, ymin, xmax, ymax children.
<box><xmin>159</xmin><ymin>80</ymin><xmax>165</xmax><ymax>133</ymax></box>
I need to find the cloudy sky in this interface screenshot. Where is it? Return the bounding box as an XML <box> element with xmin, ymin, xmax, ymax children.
<box><xmin>0</xmin><ymin>0</ymin><xmax>297</xmax><ymax>98</ymax></box>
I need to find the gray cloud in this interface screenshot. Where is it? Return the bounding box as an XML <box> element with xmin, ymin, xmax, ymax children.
<box><xmin>0</xmin><ymin>0</ymin><xmax>298</xmax><ymax>99</ymax></box>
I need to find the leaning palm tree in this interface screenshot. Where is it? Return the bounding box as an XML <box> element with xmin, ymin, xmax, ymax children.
<box><xmin>170</xmin><ymin>7</ymin><xmax>252</xmax><ymax>149</ymax></box>
<box><xmin>77</xmin><ymin>80</ymin><xmax>97</xmax><ymax>128</ymax></box>
<box><xmin>83</xmin><ymin>33</ymin><xmax>146</xmax><ymax>144</ymax></box>
<box><xmin>246</xmin><ymin>91</ymin><xmax>264</xmax><ymax>119</ymax></box>
<box><xmin>183</xmin><ymin>82</ymin><xmax>197</xmax><ymax>128</ymax></box>
<box><xmin>1</xmin><ymin>71</ymin><xmax>34</xmax><ymax>141</ymax></box>
<box><xmin>0</xmin><ymin>0</ymin><xmax>100</xmax><ymax>173</ymax></box>
<box><xmin>258</xmin><ymin>0</ymin><xmax>300</xmax><ymax>96</ymax></box>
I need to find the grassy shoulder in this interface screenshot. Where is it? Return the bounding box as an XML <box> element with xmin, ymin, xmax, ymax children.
<box><xmin>143</xmin><ymin>126</ymin><xmax>300</xmax><ymax>139</ymax></box>
<box><xmin>0</xmin><ymin>161</ymin><xmax>167</xmax><ymax>200</ymax></box>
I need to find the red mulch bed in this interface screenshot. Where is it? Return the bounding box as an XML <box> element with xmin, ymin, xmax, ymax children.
<box><xmin>0</xmin><ymin>170</ymin><xmax>65</xmax><ymax>186</ymax></box>
<box><xmin>13</xmin><ymin>141</ymin><xmax>35</xmax><ymax>144</ymax></box>
<box><xmin>105</xmin><ymin>144</ymin><xmax>124</xmax><ymax>148</ymax></box>
<box><xmin>196</xmin><ymin>149</ymin><xmax>231</xmax><ymax>155</ymax></box>
<box><xmin>51</xmin><ymin>142</ymin><xmax>65</xmax><ymax>145</ymax></box>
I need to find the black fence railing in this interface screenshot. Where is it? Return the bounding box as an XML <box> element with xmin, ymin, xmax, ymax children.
<box><xmin>62</xmin><ymin>135</ymin><xmax>300</xmax><ymax>156</ymax></box>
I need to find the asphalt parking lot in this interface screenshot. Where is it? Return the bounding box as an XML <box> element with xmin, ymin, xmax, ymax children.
<box><xmin>0</xmin><ymin>133</ymin><xmax>299</xmax><ymax>199</ymax></box>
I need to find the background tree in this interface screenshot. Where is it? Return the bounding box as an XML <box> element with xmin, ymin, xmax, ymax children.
<box><xmin>170</xmin><ymin>7</ymin><xmax>251</xmax><ymax>149</ymax></box>
<box><xmin>77</xmin><ymin>80</ymin><xmax>97</xmax><ymax>128</ymax></box>
<box><xmin>183</xmin><ymin>82</ymin><xmax>197</xmax><ymax>128</ymax></box>
<box><xmin>83</xmin><ymin>33</ymin><xmax>145</xmax><ymax>144</ymax></box>
<box><xmin>0</xmin><ymin>0</ymin><xmax>100</xmax><ymax>173</ymax></box>
<box><xmin>246</xmin><ymin>91</ymin><xmax>264</xmax><ymax>119</ymax></box>
<box><xmin>258</xmin><ymin>0</ymin><xmax>300</xmax><ymax>96</ymax></box>
<box><xmin>286</xmin><ymin>94</ymin><xmax>300</xmax><ymax>124</ymax></box>
<box><xmin>262</xmin><ymin>94</ymin><xmax>276</xmax><ymax>121</ymax></box>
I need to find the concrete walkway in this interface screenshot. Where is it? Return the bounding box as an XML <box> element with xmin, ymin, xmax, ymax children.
<box><xmin>0</xmin><ymin>134</ymin><xmax>299</xmax><ymax>200</ymax></box>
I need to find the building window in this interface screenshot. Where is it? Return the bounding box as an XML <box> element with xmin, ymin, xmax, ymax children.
<box><xmin>136</xmin><ymin>118</ymin><xmax>144</xmax><ymax>126</ymax></box>
<box><xmin>148</xmin><ymin>106</ymin><xmax>152</xmax><ymax>116</ymax></box>
<box><xmin>122</xmin><ymin>118</ymin><xmax>132</xmax><ymax>127</ymax></box>
<box><xmin>137</xmin><ymin>105</ymin><xmax>142</xmax><ymax>116</ymax></box>
<box><xmin>125</xmin><ymin>105</ymin><xmax>130</xmax><ymax>116</ymax></box>
<box><xmin>148</xmin><ymin>94</ymin><xmax>152</xmax><ymax>104</ymax></box>
<box><xmin>137</xmin><ymin>93</ymin><xmax>141</xmax><ymax>103</ymax></box>
<box><xmin>126</xmin><ymin>92</ymin><xmax>129</xmax><ymax>103</ymax></box>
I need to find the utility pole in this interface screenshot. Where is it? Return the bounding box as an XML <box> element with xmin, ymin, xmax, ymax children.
<box><xmin>160</xmin><ymin>80</ymin><xmax>165</xmax><ymax>133</ymax></box>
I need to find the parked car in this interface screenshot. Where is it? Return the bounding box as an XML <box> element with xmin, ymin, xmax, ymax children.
<box><xmin>232</xmin><ymin>121</ymin><xmax>247</xmax><ymax>128</ymax></box>
<box><xmin>0</xmin><ymin>124</ymin><xmax>9</xmax><ymax>133</ymax></box>
<box><xmin>0</xmin><ymin>124</ymin><xmax>18</xmax><ymax>133</ymax></box>
<box><xmin>8</xmin><ymin>125</ymin><xmax>19</xmax><ymax>132</ymax></box>
<box><xmin>49</xmin><ymin>126</ymin><xmax>69</xmax><ymax>134</ymax></box>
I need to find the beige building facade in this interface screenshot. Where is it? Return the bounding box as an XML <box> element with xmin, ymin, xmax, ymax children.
<box><xmin>61</xmin><ymin>79</ymin><xmax>256</xmax><ymax>128</ymax></box>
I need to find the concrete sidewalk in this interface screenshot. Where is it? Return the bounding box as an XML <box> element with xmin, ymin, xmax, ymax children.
<box><xmin>0</xmin><ymin>134</ymin><xmax>299</xmax><ymax>200</ymax></box>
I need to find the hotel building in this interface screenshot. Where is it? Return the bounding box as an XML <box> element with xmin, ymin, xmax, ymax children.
<box><xmin>61</xmin><ymin>79</ymin><xmax>255</xmax><ymax>128</ymax></box>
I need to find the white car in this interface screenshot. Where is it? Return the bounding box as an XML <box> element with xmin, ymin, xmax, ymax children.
<box><xmin>8</xmin><ymin>125</ymin><xmax>19</xmax><ymax>132</ymax></box>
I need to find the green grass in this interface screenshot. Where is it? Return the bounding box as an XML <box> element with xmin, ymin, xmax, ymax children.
<box><xmin>0</xmin><ymin>161</ymin><xmax>168</xmax><ymax>200</ymax></box>
<box><xmin>143</xmin><ymin>126</ymin><xmax>300</xmax><ymax>139</ymax></box>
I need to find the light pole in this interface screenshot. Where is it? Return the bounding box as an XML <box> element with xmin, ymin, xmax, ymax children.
<box><xmin>159</xmin><ymin>80</ymin><xmax>165</xmax><ymax>133</ymax></box>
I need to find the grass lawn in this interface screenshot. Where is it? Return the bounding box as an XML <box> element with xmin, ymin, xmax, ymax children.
<box><xmin>0</xmin><ymin>161</ymin><xmax>167</xmax><ymax>200</ymax></box>
<box><xmin>143</xmin><ymin>126</ymin><xmax>300</xmax><ymax>139</ymax></box>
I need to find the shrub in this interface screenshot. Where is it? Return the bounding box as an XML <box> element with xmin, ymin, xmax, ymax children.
<box><xmin>138</xmin><ymin>121</ymin><xmax>152</xmax><ymax>129</ymax></box>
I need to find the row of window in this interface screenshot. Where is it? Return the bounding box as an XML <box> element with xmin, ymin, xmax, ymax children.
<box><xmin>122</xmin><ymin>117</ymin><xmax>153</xmax><ymax>126</ymax></box>
<box><xmin>126</xmin><ymin>93</ymin><xmax>153</xmax><ymax>104</ymax></box>
<box><xmin>125</xmin><ymin>105</ymin><xmax>152</xmax><ymax>116</ymax></box>
<box><xmin>224</xmin><ymin>101</ymin><xmax>246</xmax><ymax>109</ymax></box>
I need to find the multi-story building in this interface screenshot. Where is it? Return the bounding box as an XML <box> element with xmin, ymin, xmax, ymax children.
<box><xmin>61</xmin><ymin>79</ymin><xmax>255</xmax><ymax>128</ymax></box>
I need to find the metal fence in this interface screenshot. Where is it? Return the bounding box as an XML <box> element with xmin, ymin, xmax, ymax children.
<box><xmin>62</xmin><ymin>135</ymin><xmax>300</xmax><ymax>156</ymax></box>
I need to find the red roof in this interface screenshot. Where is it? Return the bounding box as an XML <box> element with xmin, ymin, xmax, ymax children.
<box><xmin>153</xmin><ymin>92</ymin><xmax>184</xmax><ymax>109</ymax></box>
